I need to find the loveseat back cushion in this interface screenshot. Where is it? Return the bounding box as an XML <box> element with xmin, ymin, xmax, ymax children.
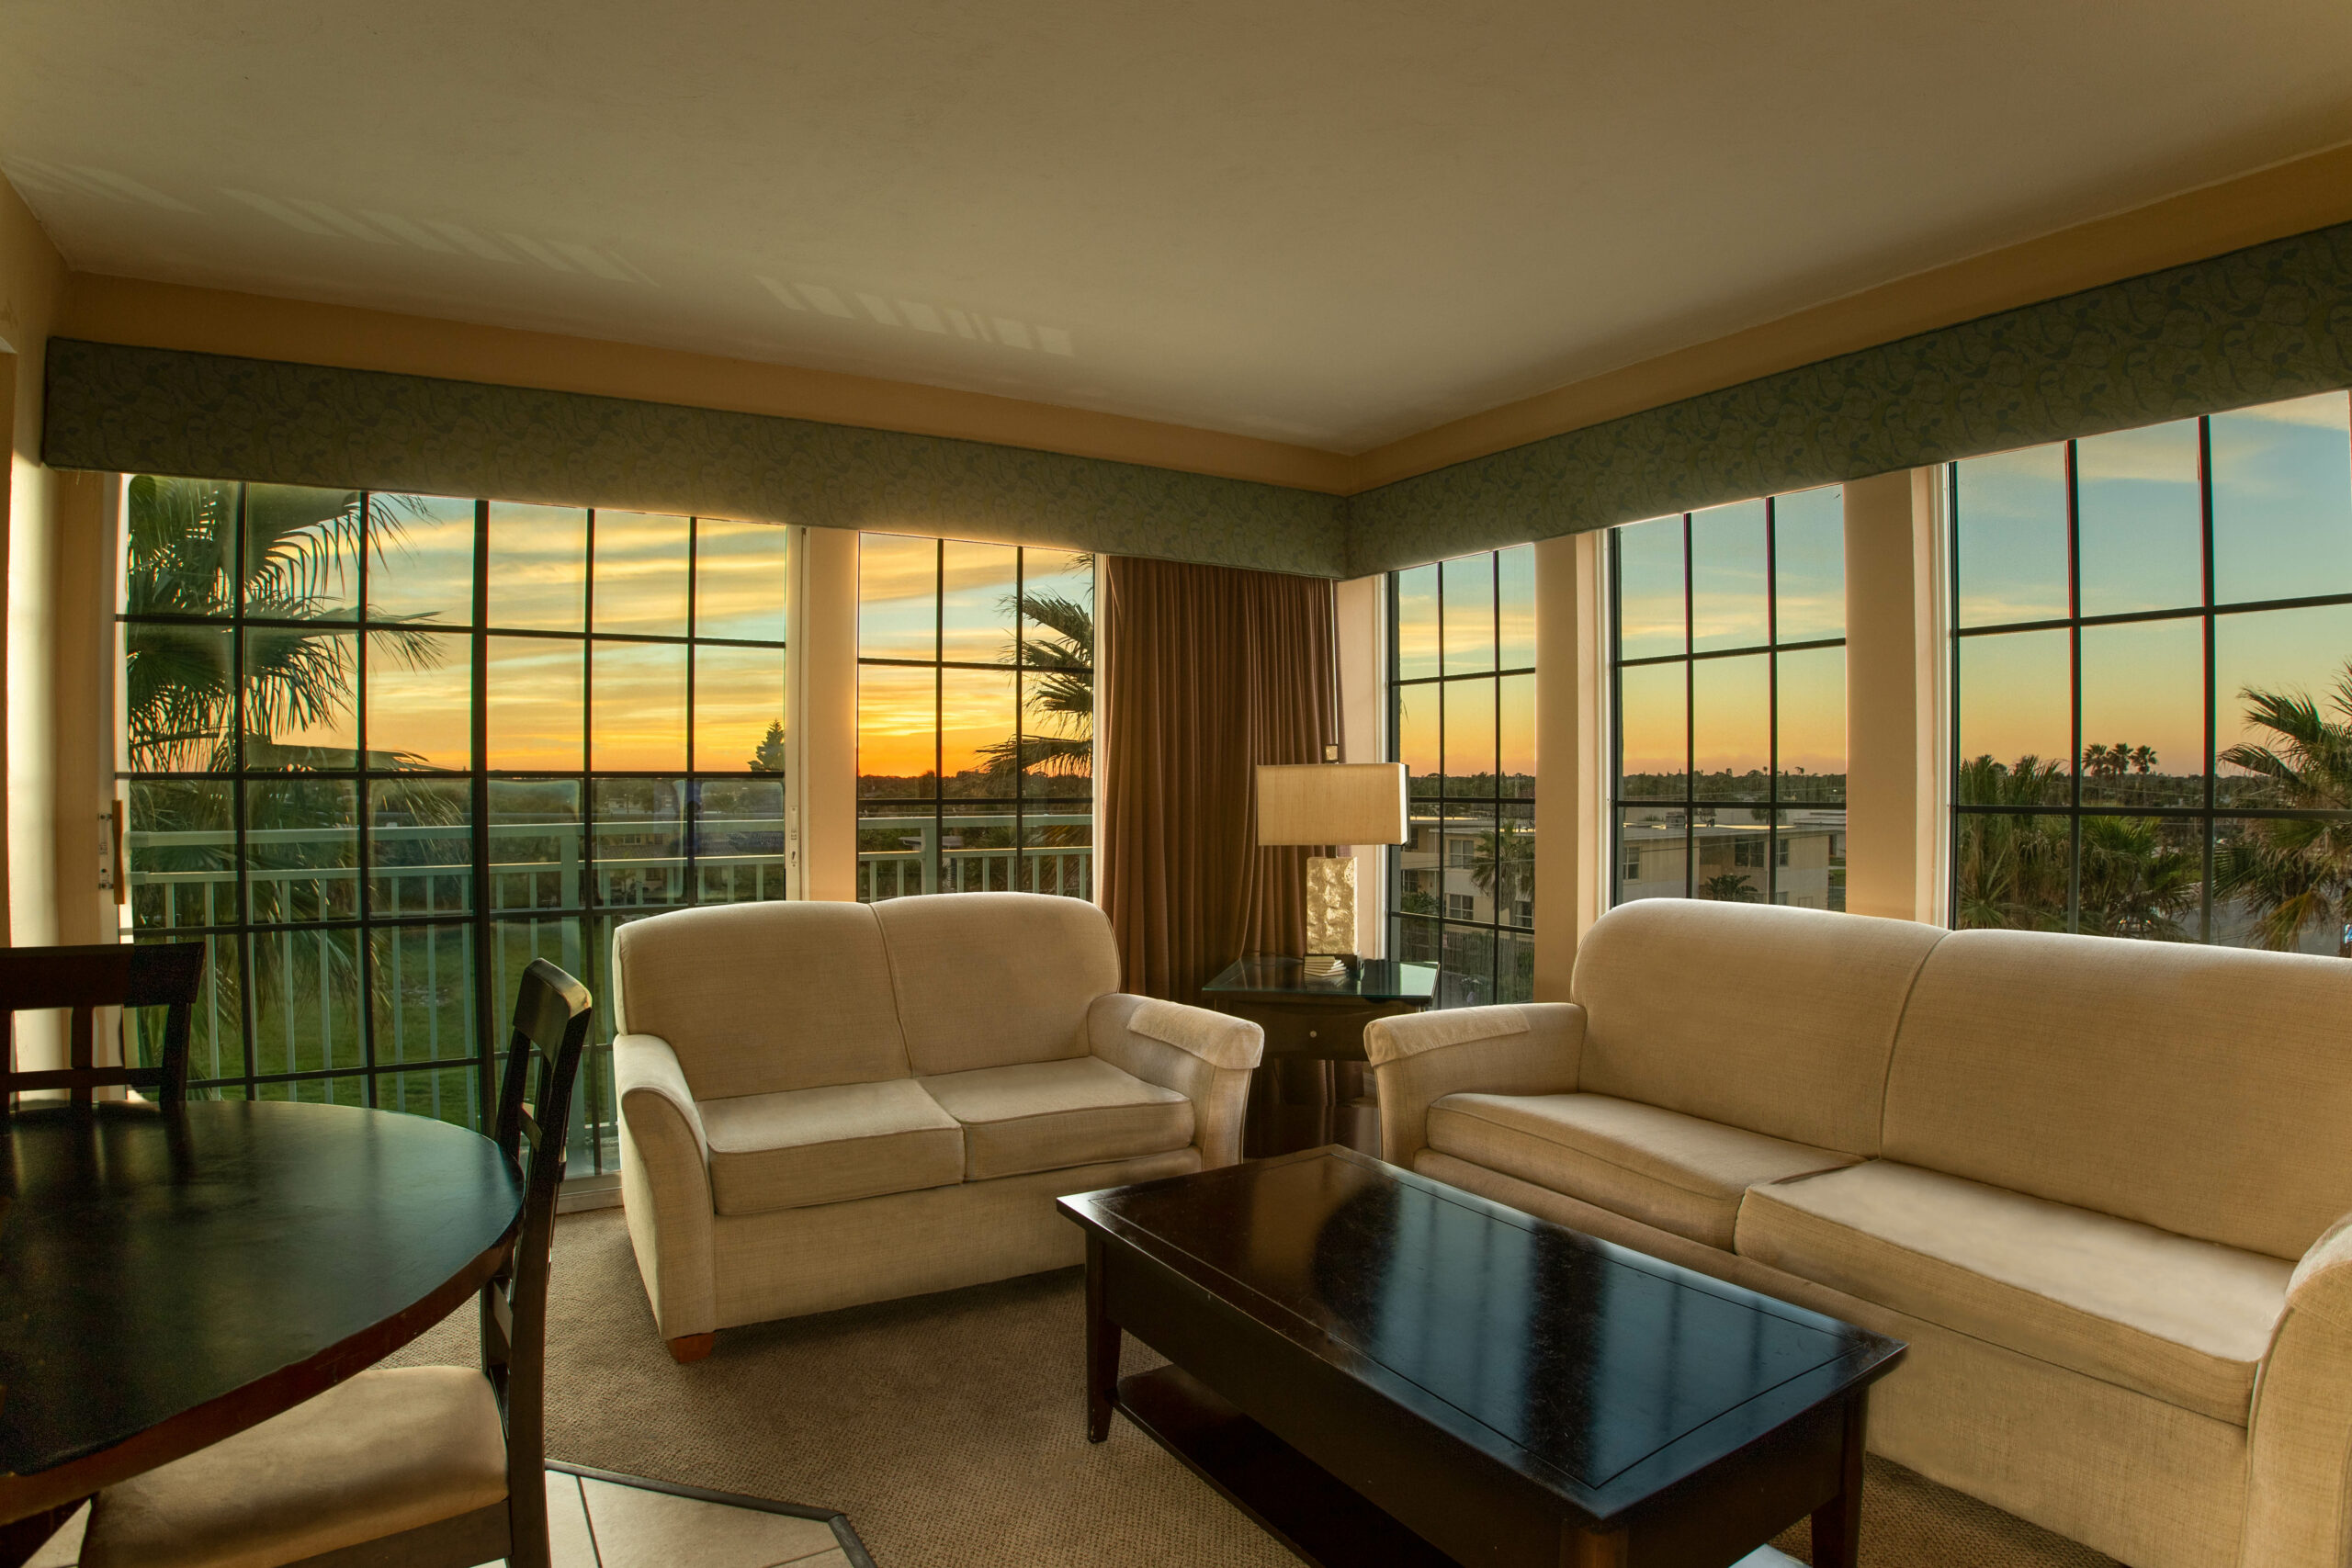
<box><xmin>1882</xmin><ymin>929</ymin><xmax>2352</xmax><ymax>1260</ymax></box>
<box><xmin>611</xmin><ymin>901</ymin><xmax>911</xmax><ymax>1100</ymax></box>
<box><xmin>873</xmin><ymin>892</ymin><xmax>1121</xmax><ymax>1076</ymax></box>
<box><xmin>1570</xmin><ymin>900</ymin><xmax>1944</xmax><ymax>1156</ymax></box>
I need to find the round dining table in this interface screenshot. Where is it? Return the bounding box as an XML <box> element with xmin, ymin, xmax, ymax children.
<box><xmin>0</xmin><ymin>1099</ymin><xmax>525</xmax><ymax>1532</ymax></box>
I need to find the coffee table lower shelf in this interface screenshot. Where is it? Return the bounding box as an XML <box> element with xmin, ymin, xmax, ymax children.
<box><xmin>1114</xmin><ymin>1364</ymin><xmax>1459</xmax><ymax>1568</ymax></box>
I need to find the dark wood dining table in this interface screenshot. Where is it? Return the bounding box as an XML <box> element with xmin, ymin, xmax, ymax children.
<box><xmin>0</xmin><ymin>1099</ymin><xmax>526</xmax><ymax>1551</ymax></box>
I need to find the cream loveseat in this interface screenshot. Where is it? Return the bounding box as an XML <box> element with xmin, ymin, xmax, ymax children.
<box><xmin>612</xmin><ymin>892</ymin><xmax>1261</xmax><ymax>1359</ymax></box>
<box><xmin>1368</xmin><ymin>899</ymin><xmax>2352</xmax><ymax>1568</ymax></box>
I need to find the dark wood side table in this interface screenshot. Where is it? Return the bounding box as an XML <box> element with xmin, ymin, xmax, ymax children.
<box><xmin>1201</xmin><ymin>956</ymin><xmax>1435</xmax><ymax>1158</ymax></box>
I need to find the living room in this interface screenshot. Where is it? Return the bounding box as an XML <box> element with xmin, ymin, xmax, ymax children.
<box><xmin>5</xmin><ymin>6</ymin><xmax>2352</xmax><ymax>1567</ymax></box>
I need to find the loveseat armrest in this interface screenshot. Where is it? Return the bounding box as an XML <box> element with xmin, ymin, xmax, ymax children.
<box><xmin>1365</xmin><ymin>1002</ymin><xmax>1585</xmax><ymax>1168</ymax></box>
<box><xmin>2245</xmin><ymin>1211</ymin><xmax>2352</xmax><ymax>1568</ymax></box>
<box><xmin>1089</xmin><ymin>993</ymin><xmax>1264</xmax><ymax>1168</ymax></box>
<box><xmin>613</xmin><ymin>1032</ymin><xmax>718</xmax><ymax>1342</ymax></box>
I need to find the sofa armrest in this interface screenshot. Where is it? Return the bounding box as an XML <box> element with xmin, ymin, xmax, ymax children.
<box><xmin>613</xmin><ymin>1032</ymin><xmax>718</xmax><ymax>1341</ymax></box>
<box><xmin>2245</xmin><ymin>1211</ymin><xmax>2352</xmax><ymax>1568</ymax></box>
<box><xmin>1365</xmin><ymin>1002</ymin><xmax>1585</xmax><ymax>1168</ymax></box>
<box><xmin>1089</xmin><ymin>993</ymin><xmax>1264</xmax><ymax>1168</ymax></box>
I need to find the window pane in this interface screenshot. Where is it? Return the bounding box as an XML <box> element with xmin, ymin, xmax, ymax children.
<box><xmin>1616</xmin><ymin>661</ymin><xmax>1687</xmax><ymax>799</ymax></box>
<box><xmin>858</xmin><ymin>801</ymin><xmax>935</xmax><ymax>901</ymax></box>
<box><xmin>370</xmin><ymin>778</ymin><xmax>471</xmax><ymax>914</ymax></box>
<box><xmin>591</xmin><ymin>511</ymin><xmax>691</xmax><ymax>637</ymax></box>
<box><xmin>2078</xmin><ymin>814</ymin><xmax>2199</xmax><ymax>942</ymax></box>
<box><xmin>693</xmin><ymin>518</ymin><xmax>788</xmax><ymax>643</ymax></box>
<box><xmin>1774</xmin><ymin>807</ymin><xmax>1846</xmax><ymax>911</ymax></box>
<box><xmin>1497</xmin><ymin>545</ymin><xmax>1535</xmax><ymax>671</ymax></box>
<box><xmin>1440</xmin><ymin>804</ymin><xmax>1496</xmax><ymax>929</ymax></box>
<box><xmin>1615</xmin><ymin>517</ymin><xmax>1685</xmax><ymax>660</ymax></box>
<box><xmin>366</xmin><ymin>629</ymin><xmax>471</xmax><ymax>771</ymax></box>
<box><xmin>247</xmin><ymin>926</ymin><xmax>362</xmax><ymax>1077</ymax></box>
<box><xmin>368</xmin><ymin>494</ymin><xmax>475</xmax><ymax>626</ymax></box>
<box><xmin>125</xmin><ymin>476</ymin><xmax>239</xmax><ymax>617</ymax></box>
<box><xmin>244</xmin><ymin>485</ymin><xmax>362</xmax><ymax>621</ymax></box>
<box><xmin>942</xmin><ymin>806</ymin><xmax>1018</xmax><ymax>892</ymax></box>
<box><xmin>131</xmin><ymin>932</ymin><xmax>242</xmax><ymax>1083</ymax></box>
<box><xmin>694</xmin><ymin>643</ymin><xmax>786</xmax><ymax>773</ymax></box>
<box><xmin>2213</xmin><ymin>602</ymin><xmax>2352</xmax><ymax>808</ymax></box>
<box><xmin>591</xmin><ymin>640</ymin><xmax>687</xmax><ymax>772</ymax></box>
<box><xmin>1442</xmin><ymin>554</ymin><xmax>1495</xmax><ymax>675</ymax></box>
<box><xmin>1956</xmin><ymin>444</ymin><xmax>2068</xmax><ymax>627</ymax></box>
<box><xmin>2214</xmin><ymin>817</ymin><xmax>2352</xmax><ymax>954</ymax></box>
<box><xmin>592</xmin><ymin>778</ymin><xmax>687</xmax><ymax>908</ymax></box>
<box><xmin>1396</xmin><ymin>814</ymin><xmax>1442</xmax><ymax>920</ymax></box>
<box><xmin>1956</xmin><ymin>630</ymin><xmax>2071</xmax><ymax>805</ymax></box>
<box><xmin>1397</xmin><ymin>682</ymin><xmax>1441</xmax><ymax>797</ymax></box>
<box><xmin>1392</xmin><ymin>911</ymin><xmax>1441</xmax><ymax>965</ymax></box>
<box><xmin>1443</xmin><ymin>676</ymin><xmax>1497</xmax><ymax>789</ymax></box>
<box><xmin>1695</xmin><ymin>806</ymin><xmax>1771</xmax><ymax>902</ymax></box>
<box><xmin>488</xmin><ymin>782</ymin><xmax>583</xmax><ymax>911</ymax></box>
<box><xmin>244</xmin><ymin>779</ymin><xmax>357</xmax><ymax>923</ymax></box>
<box><xmin>491</xmin><ymin>917</ymin><xmax>590</xmax><ymax>1021</ymax></box>
<box><xmin>1690</xmin><ymin>499</ymin><xmax>1768</xmax><ymax>653</ymax></box>
<box><xmin>941</xmin><ymin>666</ymin><xmax>1017</xmax><ymax>799</ymax></box>
<box><xmin>2213</xmin><ymin>392</ymin><xmax>2352</xmax><ymax>606</ymax></box>
<box><xmin>1498</xmin><ymin>672</ymin><xmax>1534</xmax><ymax>800</ymax></box>
<box><xmin>1776</xmin><ymin>646</ymin><xmax>1845</xmax><ymax>801</ymax></box>
<box><xmin>695</xmin><ymin>778</ymin><xmax>788</xmax><ymax>904</ymax></box>
<box><xmin>1616</xmin><ymin>806</ymin><xmax>1688</xmax><ymax>901</ymax></box>
<box><xmin>941</xmin><ymin>540</ymin><xmax>1017</xmax><ymax>665</ymax></box>
<box><xmin>2079</xmin><ymin>619</ymin><xmax>2203</xmax><ymax>807</ymax></box>
<box><xmin>859</xmin><ymin>662</ymin><xmax>936</xmax><ymax>797</ymax></box>
<box><xmin>381</xmin><ymin>1064</ymin><xmax>483</xmax><ymax>1132</ymax></box>
<box><xmin>2076</xmin><ymin>421</ymin><xmax>2201</xmax><ymax>617</ymax></box>
<box><xmin>1437</xmin><ymin>922</ymin><xmax>1496</xmax><ymax>1009</ymax></box>
<box><xmin>1691</xmin><ymin>653</ymin><xmax>1769</xmax><ymax>799</ymax></box>
<box><xmin>124</xmin><ymin>622</ymin><xmax>233</xmax><ymax>772</ymax></box>
<box><xmin>1497</xmin><ymin>930</ymin><xmax>1536</xmax><ymax>1003</ymax></box>
<box><xmin>370</xmin><ymin>922</ymin><xmax>476</xmax><ymax>1066</ymax></box>
<box><xmin>1773</xmin><ymin>486</ymin><xmax>1844</xmax><ymax>643</ymax></box>
<box><xmin>1022</xmin><ymin>815</ymin><xmax>1093</xmax><ymax>899</ymax></box>
<box><xmin>1022</xmin><ymin>657</ymin><xmax>1094</xmax><ymax>803</ymax></box>
<box><xmin>126</xmin><ymin>780</ymin><xmax>235</xmax><ymax>931</ymax></box>
<box><xmin>243</xmin><ymin>627</ymin><xmax>356</xmax><ymax>767</ymax></box>
<box><xmin>1021</xmin><ymin>549</ymin><xmax>1093</xmax><ymax>665</ymax></box>
<box><xmin>1954</xmin><ymin>811</ymin><xmax>2071</xmax><ymax>931</ymax></box>
<box><xmin>859</xmin><ymin>534</ymin><xmax>939</xmax><ymax>661</ymax></box>
<box><xmin>485</xmin><ymin>636</ymin><xmax>583</xmax><ymax>772</ymax></box>
<box><xmin>487</xmin><ymin>503</ymin><xmax>587</xmax><ymax>631</ymax></box>
<box><xmin>1396</xmin><ymin>564</ymin><xmax>1440</xmax><ymax>680</ymax></box>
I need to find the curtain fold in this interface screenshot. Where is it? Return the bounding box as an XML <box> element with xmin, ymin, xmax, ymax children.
<box><xmin>1099</xmin><ymin>557</ymin><xmax>1335</xmax><ymax>1006</ymax></box>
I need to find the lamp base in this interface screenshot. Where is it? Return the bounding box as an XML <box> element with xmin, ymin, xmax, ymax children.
<box><xmin>1305</xmin><ymin>855</ymin><xmax>1358</xmax><ymax>978</ymax></box>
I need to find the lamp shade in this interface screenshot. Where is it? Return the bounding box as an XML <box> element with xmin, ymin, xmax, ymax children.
<box><xmin>1255</xmin><ymin>762</ymin><xmax>1409</xmax><ymax>846</ymax></box>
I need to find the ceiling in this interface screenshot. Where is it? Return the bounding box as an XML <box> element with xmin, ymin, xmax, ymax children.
<box><xmin>5</xmin><ymin>2</ymin><xmax>2351</xmax><ymax>455</ymax></box>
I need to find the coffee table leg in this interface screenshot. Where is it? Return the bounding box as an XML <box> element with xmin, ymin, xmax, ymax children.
<box><xmin>1085</xmin><ymin>1232</ymin><xmax>1121</xmax><ymax>1442</ymax></box>
<box><xmin>1810</xmin><ymin>1393</ymin><xmax>1869</xmax><ymax>1568</ymax></box>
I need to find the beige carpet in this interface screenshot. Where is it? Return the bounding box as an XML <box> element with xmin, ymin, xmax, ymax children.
<box><xmin>379</xmin><ymin>1209</ymin><xmax>2119</xmax><ymax>1568</ymax></box>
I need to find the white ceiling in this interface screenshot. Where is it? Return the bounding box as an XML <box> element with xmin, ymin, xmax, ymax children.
<box><xmin>5</xmin><ymin>2</ymin><xmax>2351</xmax><ymax>454</ymax></box>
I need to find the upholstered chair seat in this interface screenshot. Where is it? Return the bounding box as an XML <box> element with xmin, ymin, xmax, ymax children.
<box><xmin>80</xmin><ymin>1366</ymin><xmax>506</xmax><ymax>1568</ymax></box>
<box><xmin>919</xmin><ymin>1056</ymin><xmax>1195</xmax><ymax>1180</ymax></box>
<box><xmin>699</xmin><ymin>1078</ymin><xmax>966</xmax><ymax>1215</ymax></box>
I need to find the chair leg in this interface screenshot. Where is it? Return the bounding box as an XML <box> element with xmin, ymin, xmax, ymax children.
<box><xmin>666</xmin><ymin>1333</ymin><xmax>715</xmax><ymax>1363</ymax></box>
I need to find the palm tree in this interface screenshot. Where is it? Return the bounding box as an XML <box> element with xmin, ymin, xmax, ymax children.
<box><xmin>1468</xmin><ymin>817</ymin><xmax>1534</xmax><ymax>922</ymax></box>
<box><xmin>2215</xmin><ymin>669</ymin><xmax>2352</xmax><ymax>954</ymax></box>
<box><xmin>1953</xmin><ymin>754</ymin><xmax>2073</xmax><ymax>931</ymax></box>
<box><xmin>1702</xmin><ymin>872</ymin><xmax>1759</xmax><ymax>902</ymax></box>
<box><xmin>2077</xmin><ymin>814</ymin><xmax>2198</xmax><ymax>940</ymax></box>
<box><xmin>978</xmin><ymin>576</ymin><xmax>1094</xmax><ymax>784</ymax></box>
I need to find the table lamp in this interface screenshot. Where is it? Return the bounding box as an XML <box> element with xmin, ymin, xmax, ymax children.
<box><xmin>1255</xmin><ymin>761</ymin><xmax>1409</xmax><ymax>979</ymax></box>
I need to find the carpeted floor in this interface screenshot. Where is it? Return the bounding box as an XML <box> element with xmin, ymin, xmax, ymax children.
<box><xmin>379</xmin><ymin>1209</ymin><xmax>2119</xmax><ymax>1568</ymax></box>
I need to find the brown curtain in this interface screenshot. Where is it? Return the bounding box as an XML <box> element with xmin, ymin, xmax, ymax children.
<box><xmin>1099</xmin><ymin>557</ymin><xmax>1336</xmax><ymax>1007</ymax></box>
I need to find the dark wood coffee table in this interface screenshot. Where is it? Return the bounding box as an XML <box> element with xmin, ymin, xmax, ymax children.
<box><xmin>1058</xmin><ymin>1146</ymin><xmax>1905</xmax><ymax>1568</ymax></box>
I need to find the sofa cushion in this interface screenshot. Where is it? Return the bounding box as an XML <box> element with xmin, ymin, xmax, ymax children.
<box><xmin>612</xmin><ymin>901</ymin><xmax>911</xmax><ymax>1100</ymax></box>
<box><xmin>1882</xmin><ymin>927</ymin><xmax>2352</xmax><ymax>1260</ymax></box>
<box><xmin>874</xmin><ymin>893</ymin><xmax>1122</xmax><ymax>1075</ymax></box>
<box><xmin>699</xmin><ymin>1079</ymin><xmax>965</xmax><ymax>1216</ymax></box>
<box><xmin>1424</xmin><ymin>1091</ymin><xmax>1857</xmax><ymax>1249</ymax></box>
<box><xmin>1570</xmin><ymin>900</ymin><xmax>1944</xmax><ymax>1156</ymax></box>
<box><xmin>921</xmin><ymin>1056</ymin><xmax>1193</xmax><ymax>1179</ymax></box>
<box><xmin>1736</xmin><ymin>1160</ymin><xmax>2291</xmax><ymax>1423</ymax></box>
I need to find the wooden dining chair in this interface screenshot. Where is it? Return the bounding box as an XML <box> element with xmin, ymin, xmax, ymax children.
<box><xmin>0</xmin><ymin>942</ymin><xmax>205</xmax><ymax>1118</ymax></box>
<box><xmin>78</xmin><ymin>957</ymin><xmax>594</xmax><ymax>1568</ymax></box>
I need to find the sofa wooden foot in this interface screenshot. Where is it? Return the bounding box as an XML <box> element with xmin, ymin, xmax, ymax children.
<box><xmin>666</xmin><ymin>1333</ymin><xmax>716</xmax><ymax>1363</ymax></box>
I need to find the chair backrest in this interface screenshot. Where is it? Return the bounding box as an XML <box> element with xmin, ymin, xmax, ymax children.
<box><xmin>0</xmin><ymin>942</ymin><xmax>205</xmax><ymax>1118</ymax></box>
<box><xmin>478</xmin><ymin>956</ymin><xmax>592</xmax><ymax>1564</ymax></box>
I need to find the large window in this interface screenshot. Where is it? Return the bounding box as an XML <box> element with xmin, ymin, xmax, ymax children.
<box><xmin>1389</xmin><ymin>546</ymin><xmax>1535</xmax><ymax>1008</ymax></box>
<box><xmin>1609</xmin><ymin>488</ymin><xmax>1847</xmax><ymax>909</ymax></box>
<box><xmin>1951</xmin><ymin>391</ymin><xmax>2352</xmax><ymax>950</ymax></box>
<box><xmin>117</xmin><ymin>479</ymin><xmax>790</xmax><ymax>1166</ymax></box>
<box><xmin>855</xmin><ymin>536</ymin><xmax>1093</xmax><ymax>901</ymax></box>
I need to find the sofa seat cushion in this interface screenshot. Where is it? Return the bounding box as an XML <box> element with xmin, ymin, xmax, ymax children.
<box><xmin>1736</xmin><ymin>1160</ymin><xmax>2291</xmax><ymax>1423</ymax></box>
<box><xmin>922</xmin><ymin>1056</ymin><xmax>1193</xmax><ymax>1179</ymax></box>
<box><xmin>1424</xmin><ymin>1091</ymin><xmax>1857</xmax><ymax>1249</ymax></box>
<box><xmin>700</xmin><ymin>1079</ymin><xmax>965</xmax><ymax>1216</ymax></box>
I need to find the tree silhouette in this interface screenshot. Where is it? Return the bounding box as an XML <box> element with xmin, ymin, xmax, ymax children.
<box><xmin>2216</xmin><ymin>669</ymin><xmax>2352</xmax><ymax>954</ymax></box>
<box><xmin>1702</xmin><ymin>872</ymin><xmax>1759</xmax><ymax>903</ymax></box>
<box><xmin>978</xmin><ymin>576</ymin><xmax>1093</xmax><ymax>784</ymax></box>
<box><xmin>748</xmin><ymin>719</ymin><xmax>788</xmax><ymax>773</ymax></box>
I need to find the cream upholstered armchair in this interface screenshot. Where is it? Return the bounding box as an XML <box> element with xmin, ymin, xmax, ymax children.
<box><xmin>613</xmin><ymin>892</ymin><xmax>1261</xmax><ymax>1360</ymax></box>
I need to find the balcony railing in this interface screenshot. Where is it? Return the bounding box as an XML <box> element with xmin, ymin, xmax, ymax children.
<box><xmin>855</xmin><ymin>811</ymin><xmax>1092</xmax><ymax>902</ymax></box>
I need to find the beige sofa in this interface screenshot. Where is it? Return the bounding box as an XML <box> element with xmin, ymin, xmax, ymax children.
<box><xmin>612</xmin><ymin>892</ymin><xmax>1261</xmax><ymax>1359</ymax></box>
<box><xmin>1367</xmin><ymin>898</ymin><xmax>2352</xmax><ymax>1568</ymax></box>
